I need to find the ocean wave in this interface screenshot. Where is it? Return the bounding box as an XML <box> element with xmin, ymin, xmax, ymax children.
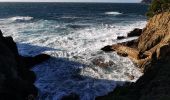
<box><xmin>8</xmin><ymin>16</ymin><xmax>33</xmax><ymax>22</ymax></box>
<box><xmin>105</xmin><ymin>11</ymin><xmax>122</xmax><ymax>15</ymax></box>
<box><xmin>0</xmin><ymin>19</ymin><xmax>146</xmax><ymax>100</ymax></box>
<box><xmin>60</xmin><ymin>16</ymin><xmax>82</xmax><ymax>19</ymax></box>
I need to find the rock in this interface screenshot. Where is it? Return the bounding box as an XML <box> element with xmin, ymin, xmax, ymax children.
<box><xmin>138</xmin><ymin>12</ymin><xmax>170</xmax><ymax>52</ymax></box>
<box><xmin>0</xmin><ymin>30</ymin><xmax>50</xmax><ymax>100</ymax></box>
<box><xmin>92</xmin><ymin>57</ymin><xmax>115</xmax><ymax>67</ymax></box>
<box><xmin>101</xmin><ymin>45</ymin><xmax>114</xmax><ymax>52</ymax></box>
<box><xmin>61</xmin><ymin>93</ymin><xmax>80</xmax><ymax>100</ymax></box>
<box><xmin>97</xmin><ymin>12</ymin><xmax>170</xmax><ymax>100</ymax></box>
<box><xmin>121</xmin><ymin>39</ymin><xmax>139</xmax><ymax>48</ymax></box>
<box><xmin>127</xmin><ymin>28</ymin><xmax>142</xmax><ymax>37</ymax></box>
<box><xmin>124</xmin><ymin>73</ymin><xmax>135</xmax><ymax>80</ymax></box>
<box><xmin>117</xmin><ymin>52</ymin><xmax>128</xmax><ymax>57</ymax></box>
<box><xmin>117</xmin><ymin>36</ymin><xmax>126</xmax><ymax>40</ymax></box>
<box><xmin>19</xmin><ymin>54</ymin><xmax>50</xmax><ymax>69</ymax></box>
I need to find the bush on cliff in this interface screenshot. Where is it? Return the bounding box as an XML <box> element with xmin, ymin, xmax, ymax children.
<box><xmin>146</xmin><ymin>0</ymin><xmax>170</xmax><ymax>18</ymax></box>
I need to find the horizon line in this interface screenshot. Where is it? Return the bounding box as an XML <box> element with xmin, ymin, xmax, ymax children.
<box><xmin>0</xmin><ymin>1</ymin><xmax>141</xmax><ymax>3</ymax></box>
<box><xmin>0</xmin><ymin>2</ymin><xmax>141</xmax><ymax>4</ymax></box>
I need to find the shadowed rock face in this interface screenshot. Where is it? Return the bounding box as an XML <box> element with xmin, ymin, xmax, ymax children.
<box><xmin>99</xmin><ymin>12</ymin><xmax>170</xmax><ymax>100</ymax></box>
<box><xmin>0</xmin><ymin>30</ymin><xmax>50</xmax><ymax>100</ymax></box>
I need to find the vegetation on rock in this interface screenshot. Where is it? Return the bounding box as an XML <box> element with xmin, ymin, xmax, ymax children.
<box><xmin>146</xmin><ymin>0</ymin><xmax>170</xmax><ymax>18</ymax></box>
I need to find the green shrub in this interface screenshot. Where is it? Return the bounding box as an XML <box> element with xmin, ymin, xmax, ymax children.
<box><xmin>146</xmin><ymin>0</ymin><xmax>170</xmax><ymax>18</ymax></box>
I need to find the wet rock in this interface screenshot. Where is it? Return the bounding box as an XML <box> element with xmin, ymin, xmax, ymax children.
<box><xmin>92</xmin><ymin>57</ymin><xmax>115</xmax><ymax>67</ymax></box>
<box><xmin>127</xmin><ymin>28</ymin><xmax>142</xmax><ymax>37</ymax></box>
<box><xmin>124</xmin><ymin>73</ymin><xmax>135</xmax><ymax>80</ymax></box>
<box><xmin>117</xmin><ymin>36</ymin><xmax>126</xmax><ymax>40</ymax></box>
<box><xmin>101</xmin><ymin>45</ymin><xmax>114</xmax><ymax>52</ymax></box>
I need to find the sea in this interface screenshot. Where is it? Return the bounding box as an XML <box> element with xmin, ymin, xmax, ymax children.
<box><xmin>0</xmin><ymin>3</ymin><xmax>148</xmax><ymax>100</ymax></box>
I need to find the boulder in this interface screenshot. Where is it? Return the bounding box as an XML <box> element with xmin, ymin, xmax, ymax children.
<box><xmin>101</xmin><ymin>45</ymin><xmax>114</xmax><ymax>52</ymax></box>
<box><xmin>117</xmin><ymin>36</ymin><xmax>126</xmax><ymax>40</ymax></box>
<box><xmin>127</xmin><ymin>28</ymin><xmax>142</xmax><ymax>37</ymax></box>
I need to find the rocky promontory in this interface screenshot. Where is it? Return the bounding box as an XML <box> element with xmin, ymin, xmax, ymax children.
<box><xmin>98</xmin><ymin>2</ymin><xmax>170</xmax><ymax>100</ymax></box>
<box><xmin>0</xmin><ymin>30</ymin><xmax>50</xmax><ymax>100</ymax></box>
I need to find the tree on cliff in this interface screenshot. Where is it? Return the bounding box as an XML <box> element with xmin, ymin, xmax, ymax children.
<box><xmin>146</xmin><ymin>0</ymin><xmax>170</xmax><ymax>18</ymax></box>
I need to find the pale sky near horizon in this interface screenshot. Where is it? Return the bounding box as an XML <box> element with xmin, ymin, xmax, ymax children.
<box><xmin>0</xmin><ymin>0</ymin><xmax>141</xmax><ymax>3</ymax></box>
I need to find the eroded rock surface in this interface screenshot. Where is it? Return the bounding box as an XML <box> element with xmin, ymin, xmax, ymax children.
<box><xmin>99</xmin><ymin>11</ymin><xmax>170</xmax><ymax>100</ymax></box>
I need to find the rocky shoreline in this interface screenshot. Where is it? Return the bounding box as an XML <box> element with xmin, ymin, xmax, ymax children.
<box><xmin>97</xmin><ymin>11</ymin><xmax>170</xmax><ymax>100</ymax></box>
<box><xmin>0</xmin><ymin>30</ymin><xmax>50</xmax><ymax>100</ymax></box>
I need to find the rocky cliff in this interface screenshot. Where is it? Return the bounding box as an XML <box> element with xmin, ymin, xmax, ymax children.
<box><xmin>0</xmin><ymin>31</ymin><xmax>50</xmax><ymax>100</ymax></box>
<box><xmin>102</xmin><ymin>11</ymin><xmax>170</xmax><ymax>70</ymax></box>
<box><xmin>99</xmin><ymin>11</ymin><xmax>170</xmax><ymax>100</ymax></box>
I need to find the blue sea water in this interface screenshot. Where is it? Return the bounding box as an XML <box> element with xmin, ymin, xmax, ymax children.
<box><xmin>0</xmin><ymin>3</ymin><xmax>148</xmax><ymax>100</ymax></box>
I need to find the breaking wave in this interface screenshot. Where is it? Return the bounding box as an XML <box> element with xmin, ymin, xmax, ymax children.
<box><xmin>8</xmin><ymin>16</ymin><xmax>33</xmax><ymax>22</ymax></box>
<box><xmin>105</xmin><ymin>11</ymin><xmax>122</xmax><ymax>15</ymax></box>
<box><xmin>0</xmin><ymin>16</ymin><xmax>146</xmax><ymax>100</ymax></box>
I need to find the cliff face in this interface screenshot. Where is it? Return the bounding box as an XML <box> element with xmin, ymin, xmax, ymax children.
<box><xmin>138</xmin><ymin>12</ymin><xmax>170</xmax><ymax>53</ymax></box>
<box><xmin>0</xmin><ymin>31</ymin><xmax>50</xmax><ymax>100</ymax></box>
<box><xmin>102</xmin><ymin>12</ymin><xmax>170</xmax><ymax>69</ymax></box>
<box><xmin>138</xmin><ymin>12</ymin><xmax>170</xmax><ymax>68</ymax></box>
<box><xmin>99</xmin><ymin>11</ymin><xmax>170</xmax><ymax>100</ymax></box>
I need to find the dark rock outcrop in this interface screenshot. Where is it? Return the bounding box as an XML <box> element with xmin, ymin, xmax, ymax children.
<box><xmin>127</xmin><ymin>28</ymin><xmax>142</xmax><ymax>37</ymax></box>
<box><xmin>117</xmin><ymin>28</ymin><xmax>142</xmax><ymax>40</ymax></box>
<box><xmin>117</xmin><ymin>36</ymin><xmax>126</xmax><ymax>40</ymax></box>
<box><xmin>0</xmin><ymin>30</ymin><xmax>50</xmax><ymax>100</ymax></box>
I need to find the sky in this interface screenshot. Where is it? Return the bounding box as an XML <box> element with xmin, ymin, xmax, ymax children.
<box><xmin>0</xmin><ymin>0</ymin><xmax>141</xmax><ymax>3</ymax></box>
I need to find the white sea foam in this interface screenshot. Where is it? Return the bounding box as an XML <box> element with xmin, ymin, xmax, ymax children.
<box><xmin>0</xmin><ymin>18</ymin><xmax>147</xmax><ymax>100</ymax></box>
<box><xmin>8</xmin><ymin>16</ymin><xmax>33</xmax><ymax>22</ymax></box>
<box><xmin>105</xmin><ymin>11</ymin><xmax>122</xmax><ymax>15</ymax></box>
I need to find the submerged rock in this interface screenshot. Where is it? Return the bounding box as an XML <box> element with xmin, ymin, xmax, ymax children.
<box><xmin>92</xmin><ymin>57</ymin><xmax>115</xmax><ymax>67</ymax></box>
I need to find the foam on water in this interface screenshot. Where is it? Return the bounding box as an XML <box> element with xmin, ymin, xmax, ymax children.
<box><xmin>8</xmin><ymin>16</ymin><xmax>33</xmax><ymax>22</ymax></box>
<box><xmin>105</xmin><ymin>11</ymin><xmax>122</xmax><ymax>15</ymax></box>
<box><xmin>0</xmin><ymin>17</ymin><xmax>146</xmax><ymax>100</ymax></box>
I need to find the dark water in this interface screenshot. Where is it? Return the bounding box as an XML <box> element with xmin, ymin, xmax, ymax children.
<box><xmin>0</xmin><ymin>3</ymin><xmax>148</xmax><ymax>20</ymax></box>
<box><xmin>0</xmin><ymin>3</ymin><xmax>148</xmax><ymax>100</ymax></box>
